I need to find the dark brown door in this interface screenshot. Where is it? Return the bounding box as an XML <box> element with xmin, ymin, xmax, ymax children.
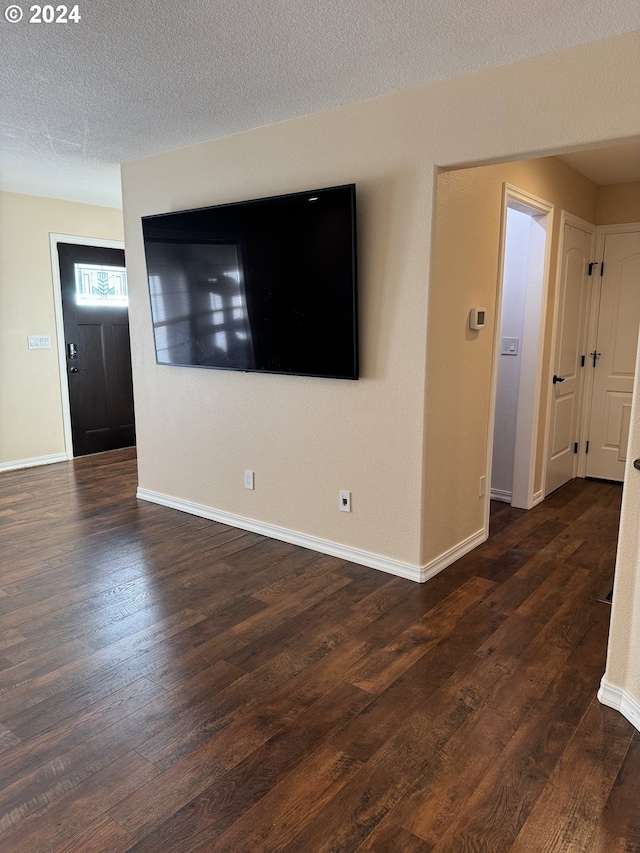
<box><xmin>58</xmin><ymin>243</ymin><xmax>135</xmax><ymax>456</ymax></box>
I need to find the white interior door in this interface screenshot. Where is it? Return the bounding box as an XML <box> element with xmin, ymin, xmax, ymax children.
<box><xmin>546</xmin><ymin>219</ymin><xmax>594</xmax><ymax>495</ymax></box>
<box><xmin>586</xmin><ymin>230</ymin><xmax>640</xmax><ymax>480</ymax></box>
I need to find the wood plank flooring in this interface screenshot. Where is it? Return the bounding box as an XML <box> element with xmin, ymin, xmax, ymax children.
<box><xmin>0</xmin><ymin>449</ymin><xmax>637</xmax><ymax>852</ymax></box>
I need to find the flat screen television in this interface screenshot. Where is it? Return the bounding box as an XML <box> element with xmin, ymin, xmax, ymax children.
<box><xmin>141</xmin><ymin>184</ymin><xmax>358</xmax><ymax>379</ymax></box>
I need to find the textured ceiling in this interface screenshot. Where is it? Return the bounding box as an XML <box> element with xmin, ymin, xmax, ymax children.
<box><xmin>2</xmin><ymin>0</ymin><xmax>639</xmax><ymax>207</ymax></box>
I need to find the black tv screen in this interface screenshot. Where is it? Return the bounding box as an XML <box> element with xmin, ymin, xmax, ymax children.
<box><xmin>141</xmin><ymin>184</ymin><xmax>358</xmax><ymax>379</ymax></box>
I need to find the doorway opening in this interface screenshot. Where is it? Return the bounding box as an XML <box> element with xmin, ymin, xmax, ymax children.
<box><xmin>489</xmin><ymin>186</ymin><xmax>553</xmax><ymax>511</ymax></box>
<box><xmin>50</xmin><ymin>234</ymin><xmax>135</xmax><ymax>458</ymax></box>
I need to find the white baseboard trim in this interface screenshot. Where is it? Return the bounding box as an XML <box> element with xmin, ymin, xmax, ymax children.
<box><xmin>421</xmin><ymin>527</ymin><xmax>487</xmax><ymax>582</ymax></box>
<box><xmin>0</xmin><ymin>453</ymin><xmax>68</xmax><ymax>473</ymax></box>
<box><xmin>137</xmin><ymin>488</ymin><xmax>486</xmax><ymax>584</ymax></box>
<box><xmin>490</xmin><ymin>488</ymin><xmax>512</xmax><ymax>503</ymax></box>
<box><xmin>598</xmin><ymin>679</ymin><xmax>640</xmax><ymax>732</ymax></box>
<box><xmin>489</xmin><ymin>489</ymin><xmax>544</xmax><ymax>508</ymax></box>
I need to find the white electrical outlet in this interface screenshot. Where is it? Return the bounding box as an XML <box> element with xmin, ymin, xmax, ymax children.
<box><xmin>479</xmin><ymin>475</ymin><xmax>486</xmax><ymax>497</ymax></box>
<box><xmin>339</xmin><ymin>490</ymin><xmax>351</xmax><ymax>512</ymax></box>
<box><xmin>244</xmin><ymin>470</ymin><xmax>255</xmax><ymax>490</ymax></box>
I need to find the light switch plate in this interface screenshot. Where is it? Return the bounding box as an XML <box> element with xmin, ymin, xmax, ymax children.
<box><xmin>501</xmin><ymin>337</ymin><xmax>519</xmax><ymax>356</ymax></box>
<box><xmin>27</xmin><ymin>335</ymin><xmax>51</xmax><ymax>349</ymax></box>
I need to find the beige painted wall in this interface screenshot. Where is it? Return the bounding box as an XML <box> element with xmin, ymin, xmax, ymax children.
<box><xmin>426</xmin><ymin>157</ymin><xmax>598</xmax><ymax>556</ymax></box>
<box><xmin>122</xmin><ymin>34</ymin><xmax>640</xmax><ymax>707</ymax></box>
<box><xmin>598</xmin><ymin>183</ymin><xmax>640</xmax><ymax>718</ymax></box>
<box><xmin>0</xmin><ymin>192</ymin><xmax>124</xmax><ymax>467</ymax></box>
<box><xmin>123</xmin><ymin>127</ymin><xmax>431</xmax><ymax>565</ymax></box>
<box><xmin>122</xmin><ymin>33</ymin><xmax>639</xmax><ymax>566</ymax></box>
<box><xmin>603</xmin><ymin>331</ymin><xmax>640</xmax><ymax>709</ymax></box>
<box><xmin>597</xmin><ymin>181</ymin><xmax>640</xmax><ymax>225</ymax></box>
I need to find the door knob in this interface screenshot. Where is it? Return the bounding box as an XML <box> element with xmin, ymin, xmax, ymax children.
<box><xmin>552</xmin><ymin>375</ymin><xmax>565</xmax><ymax>384</ymax></box>
<box><xmin>634</xmin><ymin>459</ymin><xmax>640</xmax><ymax>471</ymax></box>
<box><xmin>69</xmin><ymin>367</ymin><xmax>79</xmax><ymax>373</ymax></box>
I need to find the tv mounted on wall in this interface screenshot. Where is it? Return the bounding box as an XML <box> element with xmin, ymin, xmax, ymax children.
<box><xmin>141</xmin><ymin>184</ymin><xmax>358</xmax><ymax>379</ymax></box>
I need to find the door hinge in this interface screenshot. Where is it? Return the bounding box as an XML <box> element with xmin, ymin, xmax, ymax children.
<box><xmin>588</xmin><ymin>262</ymin><xmax>598</xmax><ymax>276</ymax></box>
<box><xmin>600</xmin><ymin>262</ymin><xmax>604</xmax><ymax>276</ymax></box>
<box><xmin>586</xmin><ymin>440</ymin><xmax>590</xmax><ymax>454</ymax></box>
<box><xmin>574</xmin><ymin>442</ymin><xmax>579</xmax><ymax>454</ymax></box>
<box><xmin>580</xmin><ymin>355</ymin><xmax>585</xmax><ymax>367</ymax></box>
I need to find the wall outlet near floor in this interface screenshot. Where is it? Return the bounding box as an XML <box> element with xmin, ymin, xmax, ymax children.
<box><xmin>244</xmin><ymin>470</ymin><xmax>255</xmax><ymax>490</ymax></box>
<box><xmin>339</xmin><ymin>490</ymin><xmax>351</xmax><ymax>512</ymax></box>
<box><xmin>479</xmin><ymin>475</ymin><xmax>487</xmax><ymax>497</ymax></box>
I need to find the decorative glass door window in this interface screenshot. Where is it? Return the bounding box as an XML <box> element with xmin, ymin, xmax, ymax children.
<box><xmin>74</xmin><ymin>263</ymin><xmax>128</xmax><ymax>306</ymax></box>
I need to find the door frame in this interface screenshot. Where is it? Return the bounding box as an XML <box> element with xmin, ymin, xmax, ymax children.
<box><xmin>541</xmin><ymin>211</ymin><xmax>596</xmax><ymax>496</ymax></box>
<box><xmin>485</xmin><ymin>184</ymin><xmax>553</xmax><ymax>527</ymax></box>
<box><xmin>49</xmin><ymin>233</ymin><xmax>126</xmax><ymax>459</ymax></box>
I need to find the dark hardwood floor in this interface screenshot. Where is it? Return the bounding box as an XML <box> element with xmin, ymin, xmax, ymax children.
<box><xmin>0</xmin><ymin>449</ymin><xmax>637</xmax><ymax>852</ymax></box>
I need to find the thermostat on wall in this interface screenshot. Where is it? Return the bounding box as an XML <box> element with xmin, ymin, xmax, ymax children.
<box><xmin>469</xmin><ymin>308</ymin><xmax>487</xmax><ymax>330</ymax></box>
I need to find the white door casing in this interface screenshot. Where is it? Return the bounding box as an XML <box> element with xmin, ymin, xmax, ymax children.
<box><xmin>585</xmin><ymin>229</ymin><xmax>640</xmax><ymax>481</ymax></box>
<box><xmin>49</xmin><ymin>233</ymin><xmax>126</xmax><ymax>459</ymax></box>
<box><xmin>545</xmin><ymin>216</ymin><xmax>594</xmax><ymax>495</ymax></box>
<box><xmin>486</xmin><ymin>184</ymin><xmax>553</xmax><ymax>528</ymax></box>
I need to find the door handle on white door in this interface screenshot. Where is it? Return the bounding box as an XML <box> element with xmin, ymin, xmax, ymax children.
<box><xmin>552</xmin><ymin>375</ymin><xmax>565</xmax><ymax>384</ymax></box>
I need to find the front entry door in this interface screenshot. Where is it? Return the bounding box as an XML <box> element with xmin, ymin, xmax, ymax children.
<box><xmin>58</xmin><ymin>243</ymin><xmax>135</xmax><ymax>456</ymax></box>
<box><xmin>586</xmin><ymin>230</ymin><xmax>640</xmax><ymax>480</ymax></box>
